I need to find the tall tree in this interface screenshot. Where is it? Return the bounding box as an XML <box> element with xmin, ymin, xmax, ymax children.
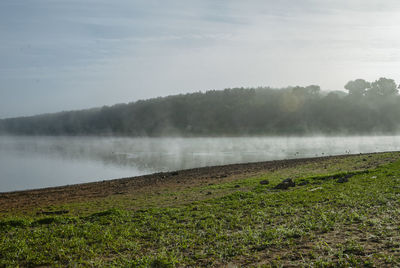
<box><xmin>344</xmin><ymin>79</ymin><xmax>370</xmax><ymax>97</ymax></box>
<box><xmin>367</xmin><ymin>77</ymin><xmax>398</xmax><ymax>97</ymax></box>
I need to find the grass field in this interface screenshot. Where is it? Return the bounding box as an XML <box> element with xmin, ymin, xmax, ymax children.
<box><xmin>1</xmin><ymin>152</ymin><xmax>400</xmax><ymax>267</ymax></box>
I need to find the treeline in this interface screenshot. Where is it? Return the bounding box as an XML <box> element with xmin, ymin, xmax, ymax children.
<box><xmin>1</xmin><ymin>77</ymin><xmax>400</xmax><ymax>136</ymax></box>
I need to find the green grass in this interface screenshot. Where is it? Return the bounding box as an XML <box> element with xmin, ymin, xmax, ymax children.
<box><xmin>1</xmin><ymin>152</ymin><xmax>400</xmax><ymax>266</ymax></box>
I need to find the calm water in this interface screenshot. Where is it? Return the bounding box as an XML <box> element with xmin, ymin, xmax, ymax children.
<box><xmin>1</xmin><ymin>135</ymin><xmax>400</xmax><ymax>192</ymax></box>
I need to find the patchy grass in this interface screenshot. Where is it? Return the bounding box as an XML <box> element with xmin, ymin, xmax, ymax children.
<box><xmin>1</xmin><ymin>152</ymin><xmax>400</xmax><ymax>266</ymax></box>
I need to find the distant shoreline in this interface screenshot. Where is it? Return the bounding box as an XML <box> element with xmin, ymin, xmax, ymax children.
<box><xmin>2</xmin><ymin>133</ymin><xmax>400</xmax><ymax>138</ymax></box>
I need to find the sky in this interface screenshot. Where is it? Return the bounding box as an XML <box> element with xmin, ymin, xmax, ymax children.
<box><xmin>1</xmin><ymin>0</ymin><xmax>400</xmax><ymax>118</ymax></box>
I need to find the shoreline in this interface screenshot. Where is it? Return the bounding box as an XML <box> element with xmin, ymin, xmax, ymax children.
<box><xmin>0</xmin><ymin>152</ymin><xmax>368</xmax><ymax>194</ymax></box>
<box><xmin>1</xmin><ymin>151</ymin><xmax>398</xmax><ymax>213</ymax></box>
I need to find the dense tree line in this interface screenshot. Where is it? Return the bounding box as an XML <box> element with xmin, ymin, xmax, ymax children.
<box><xmin>1</xmin><ymin>77</ymin><xmax>400</xmax><ymax>136</ymax></box>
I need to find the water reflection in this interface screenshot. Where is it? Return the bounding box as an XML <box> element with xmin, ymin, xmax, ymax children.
<box><xmin>1</xmin><ymin>135</ymin><xmax>400</xmax><ymax>192</ymax></box>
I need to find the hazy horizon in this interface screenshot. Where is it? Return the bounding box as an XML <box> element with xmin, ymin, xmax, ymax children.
<box><xmin>1</xmin><ymin>0</ymin><xmax>400</xmax><ymax>118</ymax></box>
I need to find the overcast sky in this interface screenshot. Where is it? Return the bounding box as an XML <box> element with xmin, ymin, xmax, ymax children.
<box><xmin>1</xmin><ymin>0</ymin><xmax>400</xmax><ymax>118</ymax></box>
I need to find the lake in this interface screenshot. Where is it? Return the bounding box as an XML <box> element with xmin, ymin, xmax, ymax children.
<box><xmin>1</xmin><ymin>135</ymin><xmax>400</xmax><ymax>192</ymax></box>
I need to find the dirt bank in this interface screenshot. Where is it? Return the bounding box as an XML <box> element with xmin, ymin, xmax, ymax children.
<box><xmin>0</xmin><ymin>152</ymin><xmax>395</xmax><ymax>213</ymax></box>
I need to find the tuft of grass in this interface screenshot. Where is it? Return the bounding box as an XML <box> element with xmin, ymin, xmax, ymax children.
<box><xmin>0</xmin><ymin>218</ymin><xmax>30</xmax><ymax>230</ymax></box>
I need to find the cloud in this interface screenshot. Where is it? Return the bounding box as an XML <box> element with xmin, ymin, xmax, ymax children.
<box><xmin>1</xmin><ymin>0</ymin><xmax>400</xmax><ymax>117</ymax></box>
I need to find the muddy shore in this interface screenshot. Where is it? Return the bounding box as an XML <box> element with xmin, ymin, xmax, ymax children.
<box><xmin>0</xmin><ymin>152</ymin><xmax>393</xmax><ymax>212</ymax></box>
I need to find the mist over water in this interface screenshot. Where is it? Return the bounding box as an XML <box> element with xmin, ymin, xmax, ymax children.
<box><xmin>1</xmin><ymin>135</ymin><xmax>400</xmax><ymax>192</ymax></box>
